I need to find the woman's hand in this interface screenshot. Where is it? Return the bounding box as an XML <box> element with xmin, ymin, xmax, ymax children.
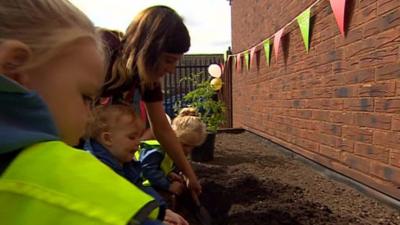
<box><xmin>168</xmin><ymin>172</ymin><xmax>184</xmax><ymax>183</ymax></box>
<box><xmin>169</xmin><ymin>181</ymin><xmax>185</xmax><ymax>195</ymax></box>
<box><xmin>187</xmin><ymin>175</ymin><xmax>202</xmax><ymax>196</ymax></box>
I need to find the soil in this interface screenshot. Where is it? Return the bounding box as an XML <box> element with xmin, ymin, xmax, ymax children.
<box><xmin>176</xmin><ymin>132</ymin><xmax>400</xmax><ymax>225</ymax></box>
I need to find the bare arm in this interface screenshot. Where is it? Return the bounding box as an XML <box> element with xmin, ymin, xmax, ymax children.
<box><xmin>145</xmin><ymin>101</ymin><xmax>201</xmax><ymax>194</ymax></box>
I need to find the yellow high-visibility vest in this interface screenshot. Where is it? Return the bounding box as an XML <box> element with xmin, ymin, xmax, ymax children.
<box><xmin>0</xmin><ymin>141</ymin><xmax>160</xmax><ymax>225</ymax></box>
<box><xmin>136</xmin><ymin>140</ymin><xmax>174</xmax><ymax>187</ymax></box>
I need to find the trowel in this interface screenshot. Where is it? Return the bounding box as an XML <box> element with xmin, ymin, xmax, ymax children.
<box><xmin>192</xmin><ymin>193</ymin><xmax>212</xmax><ymax>225</ymax></box>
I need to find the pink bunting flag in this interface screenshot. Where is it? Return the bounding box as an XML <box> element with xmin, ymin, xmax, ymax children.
<box><xmin>274</xmin><ymin>28</ymin><xmax>284</xmax><ymax>61</ymax></box>
<box><xmin>250</xmin><ymin>47</ymin><xmax>256</xmax><ymax>68</ymax></box>
<box><xmin>220</xmin><ymin>62</ymin><xmax>225</xmax><ymax>74</ymax></box>
<box><xmin>329</xmin><ymin>0</ymin><xmax>346</xmax><ymax>37</ymax></box>
<box><xmin>236</xmin><ymin>53</ymin><xmax>241</xmax><ymax>72</ymax></box>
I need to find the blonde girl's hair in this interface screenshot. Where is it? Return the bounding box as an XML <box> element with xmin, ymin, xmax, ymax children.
<box><xmin>101</xmin><ymin>5</ymin><xmax>190</xmax><ymax>96</ymax></box>
<box><xmin>87</xmin><ymin>104</ymin><xmax>142</xmax><ymax>139</ymax></box>
<box><xmin>0</xmin><ymin>0</ymin><xmax>104</xmax><ymax>71</ymax></box>
<box><xmin>172</xmin><ymin>107</ymin><xmax>207</xmax><ymax>147</ymax></box>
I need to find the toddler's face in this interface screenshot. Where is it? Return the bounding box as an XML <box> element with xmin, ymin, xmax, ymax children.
<box><xmin>108</xmin><ymin>115</ymin><xmax>144</xmax><ymax>163</ymax></box>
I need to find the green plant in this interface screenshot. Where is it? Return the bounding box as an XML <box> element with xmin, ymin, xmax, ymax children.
<box><xmin>174</xmin><ymin>73</ymin><xmax>226</xmax><ymax>133</ymax></box>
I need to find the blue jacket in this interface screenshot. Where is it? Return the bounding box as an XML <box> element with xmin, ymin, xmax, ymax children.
<box><xmin>0</xmin><ymin>75</ymin><xmax>59</xmax><ymax>173</ymax></box>
<box><xmin>84</xmin><ymin>139</ymin><xmax>167</xmax><ymax>216</ymax></box>
<box><xmin>138</xmin><ymin>141</ymin><xmax>177</xmax><ymax>191</ymax></box>
<box><xmin>0</xmin><ymin>75</ymin><xmax>163</xmax><ymax>225</ymax></box>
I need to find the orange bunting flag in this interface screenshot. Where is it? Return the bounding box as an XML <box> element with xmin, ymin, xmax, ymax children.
<box><xmin>330</xmin><ymin>0</ymin><xmax>346</xmax><ymax>36</ymax></box>
<box><xmin>274</xmin><ymin>28</ymin><xmax>284</xmax><ymax>61</ymax></box>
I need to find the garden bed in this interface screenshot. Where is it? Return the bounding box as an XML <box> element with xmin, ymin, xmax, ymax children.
<box><xmin>178</xmin><ymin>132</ymin><xmax>400</xmax><ymax>225</ymax></box>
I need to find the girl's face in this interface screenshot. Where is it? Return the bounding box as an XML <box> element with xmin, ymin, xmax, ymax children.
<box><xmin>154</xmin><ymin>52</ymin><xmax>182</xmax><ymax>79</ymax></box>
<box><xmin>25</xmin><ymin>39</ymin><xmax>105</xmax><ymax>146</ymax></box>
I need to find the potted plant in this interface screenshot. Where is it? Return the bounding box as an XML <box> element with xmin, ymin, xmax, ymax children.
<box><xmin>175</xmin><ymin>72</ymin><xmax>226</xmax><ymax>162</ymax></box>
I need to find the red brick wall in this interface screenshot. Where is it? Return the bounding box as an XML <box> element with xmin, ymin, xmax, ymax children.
<box><xmin>231</xmin><ymin>0</ymin><xmax>400</xmax><ymax>200</ymax></box>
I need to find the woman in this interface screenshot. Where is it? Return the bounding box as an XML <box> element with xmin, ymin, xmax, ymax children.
<box><xmin>101</xmin><ymin>6</ymin><xmax>202</xmax><ymax>196</ymax></box>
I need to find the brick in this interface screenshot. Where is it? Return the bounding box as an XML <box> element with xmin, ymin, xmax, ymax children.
<box><xmin>294</xmin><ymin>138</ymin><xmax>319</xmax><ymax>152</ymax></box>
<box><xmin>364</xmin><ymin>8</ymin><xmax>400</xmax><ymax>38</ymax></box>
<box><xmin>390</xmin><ymin>149</ymin><xmax>400</xmax><ymax>167</ymax></box>
<box><xmin>336</xmin><ymin>138</ymin><xmax>355</xmax><ymax>152</ymax></box>
<box><xmin>319</xmin><ymin>133</ymin><xmax>339</xmax><ymax>148</ymax></box>
<box><xmin>320</xmin><ymin>145</ymin><xmax>341</xmax><ymax>161</ymax></box>
<box><xmin>373</xmin><ymin>131</ymin><xmax>400</xmax><ymax>149</ymax></box>
<box><xmin>392</xmin><ymin>116</ymin><xmax>400</xmax><ymax>131</ymax></box>
<box><xmin>289</xmin><ymin>109</ymin><xmax>312</xmax><ymax>119</ymax></box>
<box><xmin>359</xmin><ymin>47</ymin><xmax>398</xmax><ymax>68</ymax></box>
<box><xmin>343</xmin><ymin>98</ymin><xmax>374</xmax><ymax>111</ymax></box>
<box><xmin>355</xmin><ymin>143</ymin><xmax>389</xmax><ymax>163</ymax></box>
<box><xmin>343</xmin><ymin>68</ymin><xmax>375</xmax><ymax>84</ymax></box>
<box><xmin>313</xmin><ymin>87</ymin><xmax>334</xmax><ymax>98</ymax></box>
<box><xmin>376</xmin><ymin>63</ymin><xmax>400</xmax><ymax>81</ymax></box>
<box><xmin>358</xmin><ymin>82</ymin><xmax>396</xmax><ymax>97</ymax></box>
<box><xmin>353</xmin><ymin>3</ymin><xmax>377</xmax><ymax>26</ymax></box>
<box><xmin>330</xmin><ymin>111</ymin><xmax>353</xmax><ymax>124</ymax></box>
<box><xmin>344</xmin><ymin>38</ymin><xmax>377</xmax><ymax>60</ymax></box>
<box><xmin>317</xmin><ymin>49</ymin><xmax>344</xmax><ymax>65</ymax></box>
<box><xmin>333</xmin><ymin>61</ymin><xmax>353</xmax><ymax>74</ymax></box>
<box><xmin>319</xmin><ymin>122</ymin><xmax>342</xmax><ymax>136</ymax></box>
<box><xmin>378</xmin><ymin>0</ymin><xmax>400</xmax><ymax>15</ymax></box>
<box><xmin>376</xmin><ymin>27</ymin><xmax>400</xmax><ymax>49</ymax></box>
<box><xmin>341</xmin><ymin>152</ymin><xmax>370</xmax><ymax>173</ymax></box>
<box><xmin>342</xmin><ymin>126</ymin><xmax>373</xmax><ymax>143</ymax></box>
<box><xmin>307</xmin><ymin>99</ymin><xmax>343</xmax><ymax>110</ymax></box>
<box><xmin>323</xmin><ymin>74</ymin><xmax>345</xmax><ymax>87</ymax></box>
<box><xmin>354</xmin><ymin>112</ymin><xmax>392</xmax><ymax>129</ymax></box>
<box><xmin>336</xmin><ymin>28</ymin><xmax>363</xmax><ymax>47</ymax></box>
<box><xmin>334</xmin><ymin>86</ymin><xmax>357</xmax><ymax>98</ymax></box>
<box><xmin>359</xmin><ymin>0</ymin><xmax>377</xmax><ymax>10</ymax></box>
<box><xmin>300</xmin><ymin>130</ymin><xmax>320</xmax><ymax>143</ymax></box>
<box><xmin>370</xmin><ymin>161</ymin><xmax>400</xmax><ymax>185</ymax></box>
<box><xmin>312</xmin><ymin>110</ymin><xmax>331</xmax><ymax>122</ymax></box>
<box><xmin>375</xmin><ymin>98</ymin><xmax>400</xmax><ymax>113</ymax></box>
<box><xmin>397</xmin><ymin>80</ymin><xmax>400</xmax><ymax>96</ymax></box>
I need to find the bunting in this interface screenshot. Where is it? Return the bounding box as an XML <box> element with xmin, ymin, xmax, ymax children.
<box><xmin>297</xmin><ymin>8</ymin><xmax>311</xmax><ymax>52</ymax></box>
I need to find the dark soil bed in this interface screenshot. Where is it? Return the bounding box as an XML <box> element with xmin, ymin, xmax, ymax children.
<box><xmin>177</xmin><ymin>132</ymin><xmax>400</xmax><ymax>225</ymax></box>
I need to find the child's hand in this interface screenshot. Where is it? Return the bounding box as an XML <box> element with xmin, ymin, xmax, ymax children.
<box><xmin>163</xmin><ymin>209</ymin><xmax>189</xmax><ymax>225</ymax></box>
<box><xmin>169</xmin><ymin>181</ymin><xmax>185</xmax><ymax>195</ymax></box>
<box><xmin>168</xmin><ymin>172</ymin><xmax>184</xmax><ymax>183</ymax></box>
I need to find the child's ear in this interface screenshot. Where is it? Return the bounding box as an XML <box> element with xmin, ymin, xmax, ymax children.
<box><xmin>100</xmin><ymin>132</ymin><xmax>113</xmax><ymax>147</ymax></box>
<box><xmin>0</xmin><ymin>40</ymin><xmax>32</xmax><ymax>85</ymax></box>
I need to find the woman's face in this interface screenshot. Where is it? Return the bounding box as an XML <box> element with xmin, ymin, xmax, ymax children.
<box><xmin>154</xmin><ymin>52</ymin><xmax>182</xmax><ymax>79</ymax></box>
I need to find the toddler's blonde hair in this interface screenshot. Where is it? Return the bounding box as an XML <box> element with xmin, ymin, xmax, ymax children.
<box><xmin>172</xmin><ymin>107</ymin><xmax>207</xmax><ymax>147</ymax></box>
<box><xmin>87</xmin><ymin>104</ymin><xmax>142</xmax><ymax>140</ymax></box>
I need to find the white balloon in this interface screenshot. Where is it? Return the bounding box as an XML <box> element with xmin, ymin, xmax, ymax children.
<box><xmin>208</xmin><ymin>64</ymin><xmax>222</xmax><ymax>78</ymax></box>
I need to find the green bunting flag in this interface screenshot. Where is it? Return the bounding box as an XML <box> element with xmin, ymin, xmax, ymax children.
<box><xmin>297</xmin><ymin>8</ymin><xmax>311</xmax><ymax>52</ymax></box>
<box><xmin>244</xmin><ymin>51</ymin><xmax>250</xmax><ymax>70</ymax></box>
<box><xmin>263</xmin><ymin>39</ymin><xmax>271</xmax><ymax>66</ymax></box>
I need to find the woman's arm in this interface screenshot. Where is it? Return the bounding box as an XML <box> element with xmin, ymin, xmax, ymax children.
<box><xmin>145</xmin><ymin>101</ymin><xmax>201</xmax><ymax>195</ymax></box>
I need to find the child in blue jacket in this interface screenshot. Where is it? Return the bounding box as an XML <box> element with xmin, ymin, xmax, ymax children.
<box><xmin>137</xmin><ymin>108</ymin><xmax>207</xmax><ymax>196</ymax></box>
<box><xmin>84</xmin><ymin>104</ymin><xmax>188</xmax><ymax>225</ymax></box>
